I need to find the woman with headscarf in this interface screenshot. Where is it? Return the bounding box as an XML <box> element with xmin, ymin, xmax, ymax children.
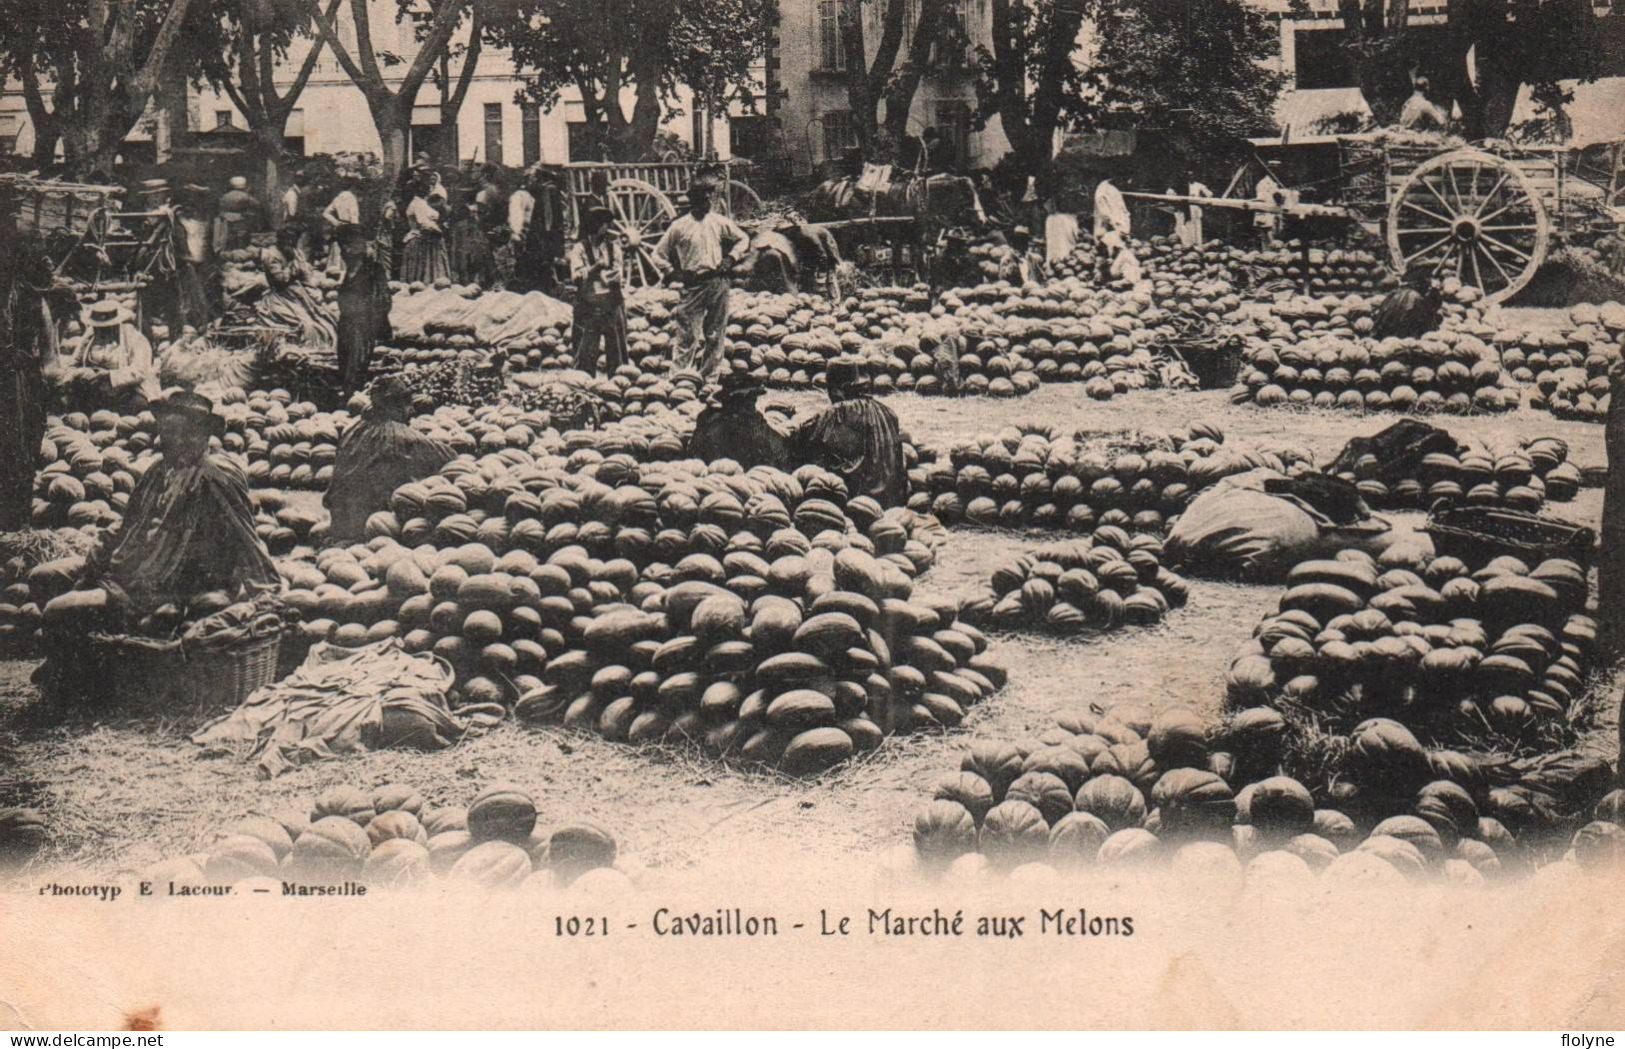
<box><xmin>325</xmin><ymin>376</ymin><xmax>456</xmax><ymax>543</ymax></box>
<box><xmin>400</xmin><ymin>172</ymin><xmax>452</xmax><ymax>285</ymax></box>
<box><xmin>792</xmin><ymin>357</ymin><xmax>907</xmax><ymax>507</ymax></box>
<box><xmin>256</xmin><ymin>225</ymin><xmax>338</xmax><ymax>350</ymax></box>
<box><xmin>1371</xmin><ymin>266</ymin><xmax>1445</xmax><ymax>339</ymax></box>
<box><xmin>79</xmin><ymin>390</ymin><xmax>278</xmax><ymax>616</ymax></box>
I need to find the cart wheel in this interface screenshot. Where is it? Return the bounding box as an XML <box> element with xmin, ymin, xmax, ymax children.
<box><xmin>1387</xmin><ymin>149</ymin><xmax>1549</xmax><ymax>305</ymax></box>
<box><xmin>719</xmin><ymin>180</ymin><xmax>764</xmax><ymax>225</ymax></box>
<box><xmin>606</xmin><ymin>177</ymin><xmax>676</xmax><ymax>288</ymax></box>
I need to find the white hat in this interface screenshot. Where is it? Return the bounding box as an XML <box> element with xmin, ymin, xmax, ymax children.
<box><xmin>228</xmin><ymin>176</ymin><xmax>248</xmax><ymax>190</ymax></box>
<box><xmin>87</xmin><ymin>300</ymin><xmax>124</xmax><ymax>328</ymax></box>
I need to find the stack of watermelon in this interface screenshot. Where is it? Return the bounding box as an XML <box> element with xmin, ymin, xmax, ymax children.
<box><xmin>957</xmin><ymin>529</ymin><xmax>1190</xmax><ymax>636</ymax></box>
<box><xmin>137</xmin><ymin>781</ymin><xmax>627</xmax><ymax>894</ymax></box>
<box><xmin>1226</xmin><ymin>546</ymin><xmax>1598</xmax><ymax>752</ymax></box>
<box><xmin>907</xmin><ymin>423</ymin><xmax>1314</xmax><ymax>536</ymax></box>
<box><xmin>514</xmin><ymin>543</ymin><xmax>1006</xmax><ymax>773</ymax></box>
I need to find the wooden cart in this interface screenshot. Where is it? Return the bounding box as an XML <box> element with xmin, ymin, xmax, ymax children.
<box><xmin>2</xmin><ymin>175</ymin><xmax>172</xmax><ymax>293</ymax></box>
<box><xmin>560</xmin><ymin>160</ymin><xmax>763</xmax><ymax>287</ymax></box>
<box><xmin>1224</xmin><ymin>133</ymin><xmax>1621</xmax><ymax>305</ymax></box>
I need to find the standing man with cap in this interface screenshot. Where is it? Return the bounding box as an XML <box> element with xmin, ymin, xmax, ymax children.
<box><xmin>214</xmin><ymin>175</ymin><xmax>263</xmax><ymax>252</ymax></box>
<box><xmin>567</xmin><ymin>203</ymin><xmax>628</xmax><ymax>375</ymax></box>
<box><xmin>652</xmin><ymin>179</ymin><xmax>749</xmax><ymax>381</ymax></box>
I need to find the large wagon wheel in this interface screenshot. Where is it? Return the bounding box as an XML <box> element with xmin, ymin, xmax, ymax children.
<box><xmin>606</xmin><ymin>177</ymin><xmax>676</xmax><ymax>287</ymax></box>
<box><xmin>718</xmin><ymin>179</ymin><xmax>764</xmax><ymax>225</ymax></box>
<box><xmin>1387</xmin><ymin>149</ymin><xmax>1549</xmax><ymax>305</ymax></box>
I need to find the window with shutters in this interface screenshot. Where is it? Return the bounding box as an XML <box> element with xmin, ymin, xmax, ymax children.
<box><xmin>483</xmin><ymin>103</ymin><xmax>503</xmax><ymax>165</ymax></box>
<box><xmin>521</xmin><ymin>103</ymin><xmax>541</xmax><ymax>167</ymax></box>
<box><xmin>818</xmin><ymin>0</ymin><xmax>847</xmax><ymax>71</ymax></box>
<box><xmin>215</xmin><ymin>110</ymin><xmax>233</xmax><ymax>129</ymax></box>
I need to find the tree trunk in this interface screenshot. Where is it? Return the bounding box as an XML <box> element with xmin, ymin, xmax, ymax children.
<box><xmin>31</xmin><ymin>126</ymin><xmax>61</xmax><ymax>169</ymax></box>
<box><xmin>253</xmin><ymin>125</ymin><xmax>288</xmax><ymax>218</ymax></box>
<box><xmin>374</xmin><ymin>103</ymin><xmax>411</xmax><ymax>178</ymax></box>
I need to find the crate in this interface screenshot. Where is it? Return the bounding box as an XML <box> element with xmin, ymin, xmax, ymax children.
<box><xmin>1422</xmin><ymin>507</ymin><xmax>1596</xmax><ymax>568</ymax></box>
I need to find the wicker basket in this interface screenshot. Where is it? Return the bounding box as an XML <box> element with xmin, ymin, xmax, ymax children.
<box><xmin>1423</xmin><ymin>507</ymin><xmax>1596</xmax><ymax>569</ymax></box>
<box><xmin>75</xmin><ymin>631</ymin><xmax>283</xmax><ymax>712</ymax></box>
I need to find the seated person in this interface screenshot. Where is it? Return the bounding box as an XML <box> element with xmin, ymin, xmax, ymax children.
<box><xmin>74</xmin><ymin>299</ymin><xmax>158</xmax><ymax>403</ymax></box>
<box><xmin>325</xmin><ymin>376</ymin><xmax>457</xmax><ymax>543</ymax></box>
<box><xmin>791</xmin><ymin>357</ymin><xmax>907</xmax><ymax>507</ymax></box>
<box><xmin>690</xmin><ymin>369</ymin><xmax>791</xmax><ymax>468</ymax></box>
<box><xmin>1371</xmin><ymin>266</ymin><xmax>1444</xmax><ymax>339</ymax></box>
<box><xmin>81</xmin><ymin>390</ymin><xmax>278</xmax><ymax>618</ymax></box>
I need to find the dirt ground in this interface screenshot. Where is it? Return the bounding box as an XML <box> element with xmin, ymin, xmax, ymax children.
<box><xmin>0</xmin><ymin>371</ymin><xmax>1614</xmax><ymax>880</ymax></box>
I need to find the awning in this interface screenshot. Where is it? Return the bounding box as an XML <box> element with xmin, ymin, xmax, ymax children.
<box><xmin>1511</xmin><ymin>77</ymin><xmax>1625</xmax><ymax>148</ymax></box>
<box><xmin>1272</xmin><ymin>87</ymin><xmax>1371</xmax><ymax>140</ymax></box>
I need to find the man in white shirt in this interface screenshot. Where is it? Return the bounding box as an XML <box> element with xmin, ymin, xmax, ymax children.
<box><xmin>323</xmin><ymin>182</ymin><xmax>361</xmax><ymax>232</ymax></box>
<box><xmin>1044</xmin><ymin>197</ymin><xmax>1079</xmax><ymax>266</ymax></box>
<box><xmin>1093</xmin><ymin>177</ymin><xmax>1131</xmax><ymax>240</ymax></box>
<box><xmin>652</xmin><ymin>181</ymin><xmax>749</xmax><ymax>380</ymax></box>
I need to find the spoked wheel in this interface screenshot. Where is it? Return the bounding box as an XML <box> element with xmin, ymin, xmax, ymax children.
<box><xmin>719</xmin><ymin>179</ymin><xmax>764</xmax><ymax>225</ymax></box>
<box><xmin>1387</xmin><ymin>149</ymin><xmax>1549</xmax><ymax>305</ymax></box>
<box><xmin>606</xmin><ymin>177</ymin><xmax>676</xmax><ymax>287</ymax></box>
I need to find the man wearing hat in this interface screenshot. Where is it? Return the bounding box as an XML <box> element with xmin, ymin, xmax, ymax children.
<box><xmin>690</xmin><ymin>369</ymin><xmax>790</xmax><ymax>467</ymax></box>
<box><xmin>214</xmin><ymin>175</ymin><xmax>263</xmax><ymax>252</ymax></box>
<box><xmin>930</xmin><ymin>228</ymin><xmax>978</xmax><ymax>293</ymax></box>
<box><xmin>566</xmin><ymin>203</ymin><xmax>629</xmax><ymax>375</ymax></box>
<box><xmin>792</xmin><ymin>356</ymin><xmax>907</xmax><ymax>507</ymax></box>
<box><xmin>652</xmin><ymin>179</ymin><xmax>750</xmax><ymax>380</ymax></box>
<box><xmin>77</xmin><ymin>299</ymin><xmax>156</xmax><ymax>403</ymax></box>
<box><xmin>995</xmin><ymin>225</ymin><xmax>1046</xmax><ymax>285</ymax></box>
<box><xmin>325</xmin><ymin>376</ymin><xmax>456</xmax><ymax>543</ymax></box>
<box><xmin>80</xmin><ymin>390</ymin><xmax>277</xmax><ymax>616</ymax></box>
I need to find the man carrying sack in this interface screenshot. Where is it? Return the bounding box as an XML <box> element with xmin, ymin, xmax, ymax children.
<box><xmin>653</xmin><ymin>179</ymin><xmax>749</xmax><ymax>381</ymax></box>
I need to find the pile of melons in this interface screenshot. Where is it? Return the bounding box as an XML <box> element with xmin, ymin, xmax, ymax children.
<box><xmin>957</xmin><ymin>529</ymin><xmax>1190</xmax><ymax>636</ymax></box>
<box><xmin>136</xmin><ymin>781</ymin><xmax>628</xmax><ymax>894</ymax></box>
<box><xmin>902</xmin><ymin>702</ymin><xmax>1624</xmax><ymax>885</ymax></box>
<box><xmin>1502</xmin><ymin>303</ymin><xmax>1625</xmax><ymax>421</ymax></box>
<box><xmin>514</xmin><ymin>543</ymin><xmax>1007</xmax><ymax>773</ymax></box>
<box><xmin>1330</xmin><ymin>432</ymin><xmax>1580</xmax><ymax>513</ymax></box>
<box><xmin>1226</xmin><ymin>545</ymin><xmax>1598</xmax><ymax>752</ymax></box>
<box><xmin>907</xmin><ymin>423</ymin><xmax>1313</xmax><ymax>536</ymax></box>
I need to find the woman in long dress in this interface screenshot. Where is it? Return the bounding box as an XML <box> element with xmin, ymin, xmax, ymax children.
<box><xmin>257</xmin><ymin>226</ymin><xmax>338</xmax><ymax>350</ymax></box>
<box><xmin>399</xmin><ymin>175</ymin><xmax>451</xmax><ymax>285</ymax></box>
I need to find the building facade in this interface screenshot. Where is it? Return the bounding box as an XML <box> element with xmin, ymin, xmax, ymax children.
<box><xmin>746</xmin><ymin>0</ymin><xmax>1014</xmax><ymax>177</ymax></box>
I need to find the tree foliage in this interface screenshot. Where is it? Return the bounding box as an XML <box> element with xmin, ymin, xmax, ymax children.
<box><xmin>835</xmin><ymin>0</ymin><xmax>960</xmax><ymax>161</ymax></box>
<box><xmin>182</xmin><ymin>0</ymin><xmax>337</xmax><ymax>192</ymax></box>
<box><xmin>301</xmin><ymin>0</ymin><xmax>481</xmax><ymax>175</ymax></box>
<box><xmin>0</xmin><ymin>0</ymin><xmax>200</xmax><ymax>171</ymax></box>
<box><xmin>970</xmin><ymin>0</ymin><xmax>1091</xmax><ymax>176</ymax></box>
<box><xmin>489</xmin><ymin>0</ymin><xmax>772</xmax><ymax>162</ymax></box>
<box><xmin>1325</xmin><ymin>0</ymin><xmax>1606</xmax><ymax>138</ymax></box>
<box><xmin>1090</xmin><ymin>0</ymin><xmax>1286</xmax><ymax>172</ymax></box>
